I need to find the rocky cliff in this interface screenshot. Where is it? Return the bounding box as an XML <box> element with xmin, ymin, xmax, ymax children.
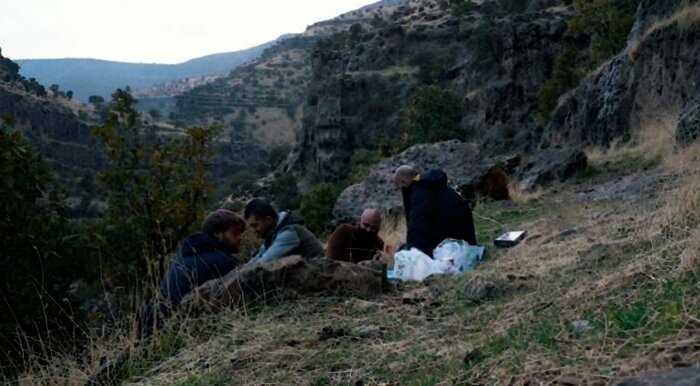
<box><xmin>546</xmin><ymin>0</ymin><xmax>700</xmax><ymax>148</ymax></box>
<box><xmin>289</xmin><ymin>0</ymin><xmax>576</xmax><ymax>185</ymax></box>
<box><xmin>0</xmin><ymin>51</ymin><xmax>102</xmax><ymax>172</ymax></box>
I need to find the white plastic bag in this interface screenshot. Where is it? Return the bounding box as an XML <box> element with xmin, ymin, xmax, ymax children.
<box><xmin>393</xmin><ymin>248</ymin><xmax>457</xmax><ymax>282</ymax></box>
<box><xmin>433</xmin><ymin>239</ymin><xmax>485</xmax><ymax>273</ymax></box>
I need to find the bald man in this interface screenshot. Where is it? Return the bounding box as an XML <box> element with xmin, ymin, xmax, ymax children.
<box><xmin>326</xmin><ymin>209</ymin><xmax>385</xmax><ymax>263</ymax></box>
<box><xmin>394</xmin><ymin>165</ymin><xmax>477</xmax><ymax>256</ymax></box>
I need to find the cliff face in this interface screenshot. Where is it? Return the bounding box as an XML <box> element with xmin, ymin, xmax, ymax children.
<box><xmin>0</xmin><ymin>52</ymin><xmax>102</xmax><ymax>171</ymax></box>
<box><xmin>289</xmin><ymin>0</ymin><xmax>575</xmax><ymax>184</ymax></box>
<box><xmin>545</xmin><ymin>0</ymin><xmax>700</xmax><ymax>148</ymax></box>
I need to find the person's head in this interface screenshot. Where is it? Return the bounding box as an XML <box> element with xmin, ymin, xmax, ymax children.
<box><xmin>359</xmin><ymin>208</ymin><xmax>382</xmax><ymax>236</ymax></box>
<box><xmin>244</xmin><ymin>199</ymin><xmax>279</xmax><ymax>238</ymax></box>
<box><xmin>393</xmin><ymin>165</ymin><xmax>418</xmax><ymax>188</ymax></box>
<box><xmin>202</xmin><ymin>209</ymin><xmax>246</xmax><ymax>252</ymax></box>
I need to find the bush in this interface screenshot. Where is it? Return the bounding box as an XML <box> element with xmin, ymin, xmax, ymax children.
<box><xmin>0</xmin><ymin>120</ymin><xmax>92</xmax><ymax>377</ymax></box>
<box><xmin>410</xmin><ymin>48</ymin><xmax>457</xmax><ymax>84</ymax></box>
<box><xmin>269</xmin><ymin>174</ymin><xmax>301</xmax><ymax>211</ymax></box>
<box><xmin>300</xmin><ymin>183</ymin><xmax>343</xmax><ymax>236</ymax></box>
<box><xmin>537</xmin><ymin>48</ymin><xmax>582</xmax><ymax>119</ymax></box>
<box><xmin>569</xmin><ymin>0</ymin><xmax>641</xmax><ymax>67</ymax></box>
<box><xmin>401</xmin><ymin>86</ymin><xmax>464</xmax><ymax>148</ymax></box>
<box><xmin>348</xmin><ymin>149</ymin><xmax>382</xmax><ymax>184</ymax></box>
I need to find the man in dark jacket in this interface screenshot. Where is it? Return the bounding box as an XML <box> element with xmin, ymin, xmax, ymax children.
<box><xmin>244</xmin><ymin>199</ymin><xmax>325</xmax><ymax>264</ymax></box>
<box><xmin>159</xmin><ymin>209</ymin><xmax>246</xmax><ymax>307</ymax></box>
<box><xmin>393</xmin><ymin>165</ymin><xmax>477</xmax><ymax>256</ymax></box>
<box><xmin>326</xmin><ymin>208</ymin><xmax>385</xmax><ymax>263</ymax></box>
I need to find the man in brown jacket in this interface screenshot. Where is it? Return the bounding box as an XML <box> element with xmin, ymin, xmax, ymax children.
<box><xmin>327</xmin><ymin>209</ymin><xmax>384</xmax><ymax>263</ymax></box>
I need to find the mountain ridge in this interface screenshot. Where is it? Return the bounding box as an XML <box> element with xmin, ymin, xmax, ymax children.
<box><xmin>16</xmin><ymin>41</ymin><xmax>275</xmax><ymax>101</ymax></box>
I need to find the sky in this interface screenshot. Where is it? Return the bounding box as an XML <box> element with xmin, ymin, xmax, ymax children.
<box><xmin>0</xmin><ymin>0</ymin><xmax>375</xmax><ymax>64</ymax></box>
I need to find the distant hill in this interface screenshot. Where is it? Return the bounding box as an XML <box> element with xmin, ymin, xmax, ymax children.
<box><xmin>16</xmin><ymin>41</ymin><xmax>274</xmax><ymax>101</ymax></box>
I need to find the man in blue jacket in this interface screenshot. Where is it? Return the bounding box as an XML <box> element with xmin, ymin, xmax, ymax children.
<box><xmin>244</xmin><ymin>199</ymin><xmax>324</xmax><ymax>264</ymax></box>
<box><xmin>393</xmin><ymin>165</ymin><xmax>477</xmax><ymax>256</ymax></box>
<box><xmin>160</xmin><ymin>209</ymin><xmax>246</xmax><ymax>307</ymax></box>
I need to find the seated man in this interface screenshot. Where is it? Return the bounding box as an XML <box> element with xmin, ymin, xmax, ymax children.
<box><xmin>326</xmin><ymin>208</ymin><xmax>384</xmax><ymax>263</ymax></box>
<box><xmin>244</xmin><ymin>199</ymin><xmax>324</xmax><ymax>264</ymax></box>
<box><xmin>393</xmin><ymin>165</ymin><xmax>477</xmax><ymax>256</ymax></box>
<box><xmin>160</xmin><ymin>209</ymin><xmax>246</xmax><ymax>307</ymax></box>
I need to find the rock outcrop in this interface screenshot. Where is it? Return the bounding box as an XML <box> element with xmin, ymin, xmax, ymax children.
<box><xmin>289</xmin><ymin>0</ymin><xmax>576</xmax><ymax>185</ymax></box>
<box><xmin>546</xmin><ymin>0</ymin><xmax>700</xmax><ymax>148</ymax></box>
<box><xmin>182</xmin><ymin>256</ymin><xmax>386</xmax><ymax>312</ymax></box>
<box><xmin>333</xmin><ymin>140</ymin><xmax>586</xmax><ymax>220</ymax></box>
<box><xmin>0</xmin><ymin>51</ymin><xmax>102</xmax><ymax>171</ymax></box>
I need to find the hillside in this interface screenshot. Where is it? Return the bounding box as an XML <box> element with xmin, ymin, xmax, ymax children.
<box><xmin>16</xmin><ymin>41</ymin><xmax>273</xmax><ymax>102</ymax></box>
<box><xmin>171</xmin><ymin>0</ymin><xmax>414</xmax><ymax>151</ymax></box>
<box><xmin>21</xmin><ymin>138</ymin><xmax>700</xmax><ymax>385</ymax></box>
<box><xmin>13</xmin><ymin>0</ymin><xmax>700</xmax><ymax>384</ymax></box>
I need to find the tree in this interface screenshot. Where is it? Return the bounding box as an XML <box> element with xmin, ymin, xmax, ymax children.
<box><xmin>0</xmin><ymin>119</ymin><xmax>89</xmax><ymax>375</ymax></box>
<box><xmin>66</xmin><ymin>90</ymin><xmax>73</xmax><ymax>100</ymax></box>
<box><xmin>92</xmin><ymin>89</ymin><xmax>220</xmax><ymax>288</ymax></box>
<box><xmin>88</xmin><ymin>95</ymin><xmax>105</xmax><ymax>105</ymax></box>
<box><xmin>401</xmin><ymin>86</ymin><xmax>464</xmax><ymax>148</ymax></box>
<box><xmin>300</xmin><ymin>183</ymin><xmax>342</xmax><ymax>236</ymax></box>
<box><xmin>49</xmin><ymin>84</ymin><xmax>60</xmax><ymax>96</ymax></box>
<box><xmin>569</xmin><ymin>0</ymin><xmax>641</xmax><ymax>67</ymax></box>
<box><xmin>148</xmin><ymin>108</ymin><xmax>162</xmax><ymax>120</ymax></box>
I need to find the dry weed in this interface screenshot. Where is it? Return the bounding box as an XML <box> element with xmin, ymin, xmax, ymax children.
<box><xmin>628</xmin><ymin>4</ymin><xmax>700</xmax><ymax>61</ymax></box>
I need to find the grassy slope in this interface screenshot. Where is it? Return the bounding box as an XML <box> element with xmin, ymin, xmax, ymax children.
<box><xmin>20</xmin><ymin>142</ymin><xmax>700</xmax><ymax>385</ymax></box>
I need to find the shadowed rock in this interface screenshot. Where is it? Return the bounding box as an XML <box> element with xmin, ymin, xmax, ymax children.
<box><xmin>617</xmin><ymin>367</ymin><xmax>700</xmax><ymax>386</ymax></box>
<box><xmin>181</xmin><ymin>256</ymin><xmax>385</xmax><ymax>312</ymax></box>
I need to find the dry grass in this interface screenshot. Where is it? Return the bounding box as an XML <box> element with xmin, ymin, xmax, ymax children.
<box><xmin>628</xmin><ymin>4</ymin><xmax>700</xmax><ymax>61</ymax></box>
<box><xmin>19</xmin><ymin>132</ymin><xmax>700</xmax><ymax>385</ymax></box>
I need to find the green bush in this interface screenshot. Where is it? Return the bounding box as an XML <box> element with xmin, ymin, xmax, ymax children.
<box><xmin>269</xmin><ymin>174</ymin><xmax>301</xmax><ymax>211</ymax></box>
<box><xmin>401</xmin><ymin>85</ymin><xmax>464</xmax><ymax>148</ymax></box>
<box><xmin>300</xmin><ymin>183</ymin><xmax>343</xmax><ymax>236</ymax></box>
<box><xmin>348</xmin><ymin>149</ymin><xmax>382</xmax><ymax>184</ymax></box>
<box><xmin>537</xmin><ymin>48</ymin><xmax>582</xmax><ymax>119</ymax></box>
<box><xmin>569</xmin><ymin>0</ymin><xmax>641</xmax><ymax>67</ymax></box>
<box><xmin>537</xmin><ymin>0</ymin><xmax>640</xmax><ymax>120</ymax></box>
<box><xmin>0</xmin><ymin>120</ymin><xmax>92</xmax><ymax>377</ymax></box>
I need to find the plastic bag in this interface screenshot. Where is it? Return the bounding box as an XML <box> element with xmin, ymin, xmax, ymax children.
<box><xmin>393</xmin><ymin>248</ymin><xmax>457</xmax><ymax>282</ymax></box>
<box><xmin>433</xmin><ymin>239</ymin><xmax>486</xmax><ymax>273</ymax></box>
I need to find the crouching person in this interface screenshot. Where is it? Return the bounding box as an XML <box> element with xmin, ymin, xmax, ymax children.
<box><xmin>327</xmin><ymin>208</ymin><xmax>384</xmax><ymax>263</ymax></box>
<box><xmin>138</xmin><ymin>209</ymin><xmax>245</xmax><ymax>338</ymax></box>
<box><xmin>244</xmin><ymin>198</ymin><xmax>324</xmax><ymax>264</ymax></box>
<box><xmin>160</xmin><ymin>208</ymin><xmax>246</xmax><ymax>306</ymax></box>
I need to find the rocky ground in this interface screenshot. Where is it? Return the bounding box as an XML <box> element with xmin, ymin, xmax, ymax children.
<box><xmin>20</xmin><ymin>139</ymin><xmax>700</xmax><ymax>386</ymax></box>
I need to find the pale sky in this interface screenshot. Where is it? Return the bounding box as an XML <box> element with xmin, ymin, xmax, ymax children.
<box><xmin>0</xmin><ymin>0</ymin><xmax>375</xmax><ymax>64</ymax></box>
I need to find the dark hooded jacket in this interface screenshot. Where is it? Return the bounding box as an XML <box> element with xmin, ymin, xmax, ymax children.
<box><xmin>159</xmin><ymin>232</ymin><xmax>240</xmax><ymax>307</ymax></box>
<box><xmin>402</xmin><ymin>169</ymin><xmax>477</xmax><ymax>256</ymax></box>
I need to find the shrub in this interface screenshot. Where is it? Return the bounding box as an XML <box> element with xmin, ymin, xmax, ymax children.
<box><xmin>401</xmin><ymin>86</ymin><xmax>464</xmax><ymax>148</ymax></box>
<box><xmin>569</xmin><ymin>0</ymin><xmax>641</xmax><ymax>67</ymax></box>
<box><xmin>0</xmin><ymin>120</ymin><xmax>91</xmax><ymax>377</ymax></box>
<box><xmin>300</xmin><ymin>183</ymin><xmax>343</xmax><ymax>236</ymax></box>
<box><xmin>537</xmin><ymin>48</ymin><xmax>582</xmax><ymax>119</ymax></box>
<box><xmin>269</xmin><ymin>174</ymin><xmax>301</xmax><ymax>211</ymax></box>
<box><xmin>348</xmin><ymin>149</ymin><xmax>382</xmax><ymax>184</ymax></box>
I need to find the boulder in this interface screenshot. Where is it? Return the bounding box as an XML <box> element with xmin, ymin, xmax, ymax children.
<box><xmin>181</xmin><ymin>256</ymin><xmax>385</xmax><ymax>312</ymax></box>
<box><xmin>516</xmin><ymin>148</ymin><xmax>588</xmax><ymax>192</ymax></box>
<box><xmin>334</xmin><ymin>140</ymin><xmax>586</xmax><ymax>220</ymax></box>
<box><xmin>676</xmin><ymin>102</ymin><xmax>700</xmax><ymax>147</ymax></box>
<box><xmin>463</xmin><ymin>276</ymin><xmax>504</xmax><ymax>303</ymax></box>
<box><xmin>617</xmin><ymin>367</ymin><xmax>700</xmax><ymax>386</ymax></box>
<box><xmin>333</xmin><ymin>140</ymin><xmax>520</xmax><ymax>220</ymax></box>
